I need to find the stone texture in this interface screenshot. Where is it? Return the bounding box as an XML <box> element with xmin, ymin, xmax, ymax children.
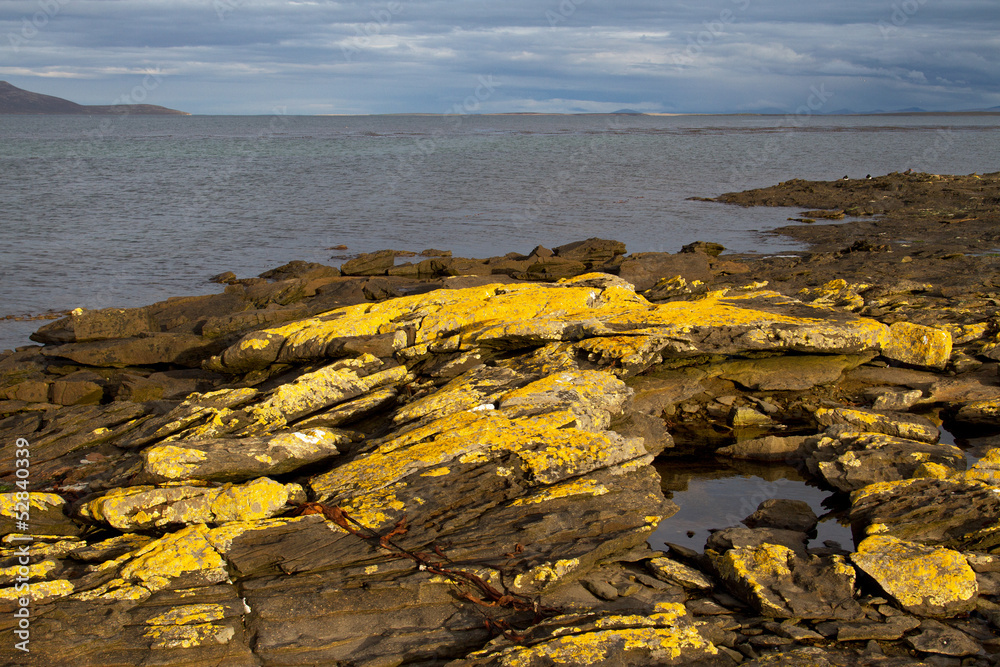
<box><xmin>742</xmin><ymin>499</ymin><xmax>818</xmax><ymax>533</ymax></box>
<box><xmin>712</xmin><ymin>354</ymin><xmax>865</xmax><ymax>391</ymax></box>
<box><xmin>882</xmin><ymin>321</ymin><xmax>953</xmax><ymax>369</ymax></box>
<box><xmin>805</xmin><ymin>431</ymin><xmax>965</xmax><ymax>492</ymax></box>
<box><xmin>851</xmin><ymin>536</ymin><xmax>978</xmax><ymax>618</ymax></box>
<box><xmin>716</xmin><ymin>435</ymin><xmax>809</xmax><ymax>462</ymax></box>
<box><xmin>813</xmin><ymin>406</ymin><xmax>939</xmax><ymax>444</ymax></box>
<box><xmin>710</xmin><ymin>543</ymin><xmax>862</xmax><ymax>620</ymax></box>
<box><xmin>849</xmin><ymin>478</ymin><xmax>1000</xmax><ymax>551</ymax></box>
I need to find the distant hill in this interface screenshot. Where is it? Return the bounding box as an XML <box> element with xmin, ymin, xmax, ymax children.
<box><xmin>0</xmin><ymin>81</ymin><xmax>188</xmax><ymax>115</ymax></box>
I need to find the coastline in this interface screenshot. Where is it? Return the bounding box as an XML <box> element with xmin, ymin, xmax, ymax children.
<box><xmin>3</xmin><ymin>172</ymin><xmax>1000</xmax><ymax>664</ymax></box>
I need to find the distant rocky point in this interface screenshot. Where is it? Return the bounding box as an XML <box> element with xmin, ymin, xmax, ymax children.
<box><xmin>0</xmin><ymin>80</ymin><xmax>189</xmax><ymax>115</ymax></box>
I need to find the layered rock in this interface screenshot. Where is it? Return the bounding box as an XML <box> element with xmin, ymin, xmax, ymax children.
<box><xmin>6</xmin><ymin>200</ymin><xmax>1000</xmax><ymax>663</ymax></box>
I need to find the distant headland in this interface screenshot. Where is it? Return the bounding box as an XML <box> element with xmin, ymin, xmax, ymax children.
<box><xmin>0</xmin><ymin>81</ymin><xmax>189</xmax><ymax>115</ymax></box>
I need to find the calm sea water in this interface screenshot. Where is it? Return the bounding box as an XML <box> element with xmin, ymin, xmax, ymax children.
<box><xmin>1</xmin><ymin>113</ymin><xmax>998</xmax><ymax>350</ymax></box>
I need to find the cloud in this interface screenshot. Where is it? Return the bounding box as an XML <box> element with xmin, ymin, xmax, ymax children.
<box><xmin>1</xmin><ymin>0</ymin><xmax>998</xmax><ymax>113</ymax></box>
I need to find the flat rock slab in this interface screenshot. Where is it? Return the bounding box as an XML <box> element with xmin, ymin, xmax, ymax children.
<box><xmin>212</xmin><ymin>278</ymin><xmax>893</xmax><ymax>374</ymax></box>
<box><xmin>711</xmin><ymin>543</ymin><xmax>862</xmax><ymax>620</ymax></box>
<box><xmin>851</xmin><ymin>536</ymin><xmax>978</xmax><ymax>618</ymax></box>
<box><xmin>806</xmin><ymin>431</ymin><xmax>965</xmax><ymax>492</ymax></box>
<box><xmin>850</xmin><ymin>478</ymin><xmax>1000</xmax><ymax>551</ymax></box>
<box><xmin>711</xmin><ymin>354</ymin><xmax>867</xmax><ymax>391</ymax></box>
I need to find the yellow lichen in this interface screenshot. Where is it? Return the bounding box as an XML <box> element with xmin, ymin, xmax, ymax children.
<box><xmin>0</xmin><ymin>579</ymin><xmax>74</xmax><ymax>602</ymax></box>
<box><xmin>146</xmin><ymin>603</ymin><xmax>227</xmax><ymax>626</ymax></box>
<box><xmin>0</xmin><ymin>492</ymin><xmax>64</xmax><ymax>516</ymax></box>
<box><xmin>142</xmin><ymin>445</ymin><xmax>208</xmax><ymax>481</ymax></box>
<box><xmin>76</xmin><ymin>524</ymin><xmax>228</xmax><ymax>602</ymax></box>
<box><xmin>0</xmin><ymin>559</ymin><xmax>59</xmax><ymax>582</ymax></box>
<box><xmin>510</xmin><ymin>479</ymin><xmax>609</xmax><ymax>506</ymax></box>
<box><xmin>852</xmin><ymin>535</ymin><xmax>978</xmax><ymax>615</ymax></box>
<box><xmin>883</xmin><ymin>321</ymin><xmax>952</xmax><ymax>368</ymax></box>
<box><xmin>143</xmin><ymin>623</ymin><xmax>235</xmax><ymax>650</ymax></box>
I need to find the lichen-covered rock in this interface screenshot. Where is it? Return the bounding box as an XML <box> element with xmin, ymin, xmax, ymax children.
<box><xmin>78</xmin><ymin>478</ymin><xmax>304</xmax><ymax>530</ymax></box>
<box><xmin>742</xmin><ymin>499</ymin><xmax>818</xmax><ymax>533</ymax></box>
<box><xmin>851</xmin><ymin>535</ymin><xmax>978</xmax><ymax>617</ymax></box>
<box><xmin>41</xmin><ymin>332</ymin><xmax>220</xmax><ymax>368</ymax></box>
<box><xmin>813</xmin><ymin>406</ymin><xmax>939</xmax><ymax>443</ymax></box>
<box><xmin>0</xmin><ymin>492</ymin><xmax>79</xmax><ymax>537</ymax></box>
<box><xmin>453</xmin><ymin>603</ymin><xmax>725</xmax><ymax>666</ymax></box>
<box><xmin>31</xmin><ymin>306</ymin><xmax>155</xmax><ymax>344</ymax></box>
<box><xmin>955</xmin><ymin>398</ymin><xmax>1000</xmax><ymax>427</ymax></box>
<box><xmin>882</xmin><ymin>321</ymin><xmax>953</xmax><ymax>369</ymax></box>
<box><xmin>805</xmin><ymin>431</ymin><xmax>965</xmax><ymax>492</ymax></box>
<box><xmin>711</xmin><ymin>354</ymin><xmax>867</xmax><ymax>391</ymax></box>
<box><xmin>716</xmin><ymin>435</ymin><xmax>809</xmax><ymax>462</ymax></box>
<box><xmin>710</xmin><ymin>543</ymin><xmax>862</xmax><ymax>620</ymax></box>
<box><xmin>849</xmin><ymin>478</ymin><xmax>1000</xmax><ymax>551</ymax></box>
<box><xmin>125</xmin><ymin>427</ymin><xmax>348</xmax><ymax>485</ymax></box>
<box><xmin>647</xmin><ymin>556</ymin><xmax>714</xmax><ymax>591</ymax></box>
<box><xmin>212</xmin><ymin>278</ymin><xmax>893</xmax><ymax>374</ymax></box>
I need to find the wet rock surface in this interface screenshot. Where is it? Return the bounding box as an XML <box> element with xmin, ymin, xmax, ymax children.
<box><xmin>3</xmin><ymin>173</ymin><xmax>1000</xmax><ymax>665</ymax></box>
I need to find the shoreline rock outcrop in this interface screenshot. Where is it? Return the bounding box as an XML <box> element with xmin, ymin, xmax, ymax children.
<box><xmin>4</xmin><ymin>172</ymin><xmax>1000</xmax><ymax>665</ymax></box>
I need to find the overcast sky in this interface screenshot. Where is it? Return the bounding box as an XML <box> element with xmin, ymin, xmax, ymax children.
<box><xmin>2</xmin><ymin>0</ymin><xmax>998</xmax><ymax>115</ymax></box>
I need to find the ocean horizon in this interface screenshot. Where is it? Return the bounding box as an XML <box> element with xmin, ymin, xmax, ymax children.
<box><xmin>2</xmin><ymin>112</ymin><xmax>998</xmax><ymax>349</ymax></box>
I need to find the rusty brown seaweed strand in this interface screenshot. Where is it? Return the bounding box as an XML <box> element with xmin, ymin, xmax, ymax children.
<box><xmin>293</xmin><ymin>502</ymin><xmax>562</xmax><ymax>640</ymax></box>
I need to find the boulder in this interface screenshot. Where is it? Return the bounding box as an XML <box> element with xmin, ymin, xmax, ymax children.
<box><xmin>882</xmin><ymin>321</ymin><xmax>953</xmax><ymax>369</ymax></box>
<box><xmin>31</xmin><ymin>306</ymin><xmax>155</xmax><ymax>344</ymax></box>
<box><xmin>710</xmin><ymin>543</ymin><xmax>862</xmax><ymax>620</ymax></box>
<box><xmin>711</xmin><ymin>354</ymin><xmax>866</xmax><ymax>391</ymax></box>
<box><xmin>955</xmin><ymin>398</ymin><xmax>1000</xmax><ymax>427</ymax></box>
<box><xmin>849</xmin><ymin>478</ymin><xmax>1000</xmax><ymax>551</ymax></box>
<box><xmin>742</xmin><ymin>499</ymin><xmax>818</xmax><ymax>533</ymax></box>
<box><xmin>552</xmin><ymin>237</ymin><xmax>627</xmax><ymax>267</ymax></box>
<box><xmin>716</xmin><ymin>435</ymin><xmax>809</xmax><ymax>462</ymax></box>
<box><xmin>706</xmin><ymin>527</ymin><xmax>809</xmax><ymax>557</ymax></box>
<box><xmin>813</xmin><ymin>406</ymin><xmax>939</xmax><ymax>443</ymax></box>
<box><xmin>41</xmin><ymin>333</ymin><xmax>220</xmax><ymax>369</ymax></box>
<box><xmin>338</xmin><ymin>249</ymin><xmax>396</xmax><ymax>276</ymax></box>
<box><xmin>517</xmin><ymin>257</ymin><xmax>588</xmax><ymax>280</ymax></box>
<box><xmin>258</xmin><ymin>260</ymin><xmax>339</xmax><ymax>282</ymax></box>
<box><xmin>906</xmin><ymin>619</ymin><xmax>983</xmax><ymax>657</ymax></box>
<box><xmin>646</xmin><ymin>556</ymin><xmax>714</xmax><ymax>591</ymax></box>
<box><xmin>681</xmin><ymin>241</ymin><xmax>726</xmax><ymax>257</ymax></box>
<box><xmin>618</xmin><ymin>252</ymin><xmax>713</xmax><ymax>291</ymax></box>
<box><xmin>805</xmin><ymin>431</ymin><xmax>965</xmax><ymax>493</ymax></box>
<box><xmin>851</xmin><ymin>536</ymin><xmax>978</xmax><ymax>617</ymax></box>
<box><xmin>78</xmin><ymin>478</ymin><xmax>305</xmax><ymax>531</ymax></box>
<box><xmin>48</xmin><ymin>378</ymin><xmax>104</xmax><ymax>406</ymax></box>
<box><xmin>124</xmin><ymin>428</ymin><xmax>349</xmax><ymax>485</ymax></box>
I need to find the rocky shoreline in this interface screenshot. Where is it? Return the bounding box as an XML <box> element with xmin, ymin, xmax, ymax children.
<box><xmin>3</xmin><ymin>171</ymin><xmax>1000</xmax><ymax>665</ymax></box>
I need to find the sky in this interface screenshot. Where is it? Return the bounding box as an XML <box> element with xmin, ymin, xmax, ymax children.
<box><xmin>1</xmin><ymin>0</ymin><xmax>999</xmax><ymax>115</ymax></box>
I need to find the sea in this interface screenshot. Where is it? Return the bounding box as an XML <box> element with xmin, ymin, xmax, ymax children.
<box><xmin>2</xmin><ymin>112</ymin><xmax>999</xmax><ymax>350</ymax></box>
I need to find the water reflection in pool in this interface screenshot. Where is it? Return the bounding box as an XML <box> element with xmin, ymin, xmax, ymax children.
<box><xmin>648</xmin><ymin>457</ymin><xmax>854</xmax><ymax>553</ymax></box>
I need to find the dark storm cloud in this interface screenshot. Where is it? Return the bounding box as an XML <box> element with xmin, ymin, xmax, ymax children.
<box><xmin>1</xmin><ymin>0</ymin><xmax>997</xmax><ymax>113</ymax></box>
